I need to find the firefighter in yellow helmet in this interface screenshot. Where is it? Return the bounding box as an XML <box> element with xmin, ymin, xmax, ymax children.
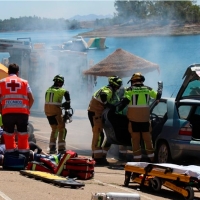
<box><xmin>118</xmin><ymin>72</ymin><xmax>162</xmax><ymax>162</ymax></box>
<box><xmin>44</xmin><ymin>75</ymin><xmax>71</xmax><ymax>154</ymax></box>
<box><xmin>88</xmin><ymin>76</ymin><xmax>122</xmax><ymax>165</ymax></box>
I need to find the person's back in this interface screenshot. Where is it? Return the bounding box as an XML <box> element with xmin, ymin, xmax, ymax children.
<box><xmin>0</xmin><ymin>63</ymin><xmax>34</xmax><ymax>167</ymax></box>
<box><xmin>44</xmin><ymin>75</ymin><xmax>71</xmax><ymax>154</ymax></box>
<box><xmin>118</xmin><ymin>73</ymin><xmax>162</xmax><ymax>163</ymax></box>
<box><xmin>45</xmin><ymin>85</ymin><xmax>67</xmax><ymax>116</ymax></box>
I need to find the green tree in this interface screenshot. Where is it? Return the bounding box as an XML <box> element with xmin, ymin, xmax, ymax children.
<box><xmin>114</xmin><ymin>0</ymin><xmax>200</xmax><ymax>24</ymax></box>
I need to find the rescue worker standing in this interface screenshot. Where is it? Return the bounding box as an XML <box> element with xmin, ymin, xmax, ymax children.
<box><xmin>44</xmin><ymin>75</ymin><xmax>71</xmax><ymax>154</ymax></box>
<box><xmin>0</xmin><ymin>63</ymin><xmax>34</xmax><ymax>164</ymax></box>
<box><xmin>88</xmin><ymin>76</ymin><xmax>122</xmax><ymax>165</ymax></box>
<box><xmin>118</xmin><ymin>73</ymin><xmax>162</xmax><ymax>162</ymax></box>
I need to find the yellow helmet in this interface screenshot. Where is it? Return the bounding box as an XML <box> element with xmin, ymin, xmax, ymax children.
<box><xmin>108</xmin><ymin>76</ymin><xmax>122</xmax><ymax>87</ymax></box>
<box><xmin>127</xmin><ymin>72</ymin><xmax>145</xmax><ymax>84</ymax></box>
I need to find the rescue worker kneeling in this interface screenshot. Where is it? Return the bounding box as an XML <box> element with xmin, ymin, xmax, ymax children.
<box><xmin>118</xmin><ymin>73</ymin><xmax>162</xmax><ymax>162</ymax></box>
<box><xmin>88</xmin><ymin>76</ymin><xmax>122</xmax><ymax>165</ymax></box>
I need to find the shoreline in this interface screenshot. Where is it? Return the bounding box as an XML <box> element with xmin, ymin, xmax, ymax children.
<box><xmin>77</xmin><ymin>23</ymin><xmax>200</xmax><ymax>38</ymax></box>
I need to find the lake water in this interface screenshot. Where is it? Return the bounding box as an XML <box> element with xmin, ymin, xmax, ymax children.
<box><xmin>0</xmin><ymin>29</ymin><xmax>200</xmax><ymax>98</ymax></box>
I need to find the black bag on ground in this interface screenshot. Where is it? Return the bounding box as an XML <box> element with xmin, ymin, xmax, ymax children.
<box><xmin>3</xmin><ymin>152</ymin><xmax>26</xmax><ymax>170</ymax></box>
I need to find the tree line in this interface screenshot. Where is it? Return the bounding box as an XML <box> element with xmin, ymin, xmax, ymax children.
<box><xmin>96</xmin><ymin>1</ymin><xmax>200</xmax><ymax>27</ymax></box>
<box><xmin>116</xmin><ymin>1</ymin><xmax>200</xmax><ymax>22</ymax></box>
<box><xmin>0</xmin><ymin>16</ymin><xmax>81</xmax><ymax>31</ymax></box>
<box><xmin>0</xmin><ymin>1</ymin><xmax>200</xmax><ymax>31</ymax></box>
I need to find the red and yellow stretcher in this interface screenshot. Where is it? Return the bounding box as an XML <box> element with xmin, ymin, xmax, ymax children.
<box><xmin>124</xmin><ymin>162</ymin><xmax>200</xmax><ymax>200</ymax></box>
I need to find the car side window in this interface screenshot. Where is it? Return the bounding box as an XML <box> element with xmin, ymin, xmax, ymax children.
<box><xmin>178</xmin><ymin>105</ymin><xmax>191</xmax><ymax>119</ymax></box>
<box><xmin>151</xmin><ymin>102</ymin><xmax>167</xmax><ymax>117</ymax></box>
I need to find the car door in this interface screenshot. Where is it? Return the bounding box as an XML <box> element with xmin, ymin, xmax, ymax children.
<box><xmin>149</xmin><ymin>98</ymin><xmax>167</xmax><ymax>145</ymax></box>
<box><xmin>175</xmin><ymin>64</ymin><xmax>200</xmax><ymax>102</ymax></box>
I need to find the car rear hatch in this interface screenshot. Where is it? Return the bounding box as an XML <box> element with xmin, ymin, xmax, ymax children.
<box><xmin>175</xmin><ymin>64</ymin><xmax>200</xmax><ymax>102</ymax></box>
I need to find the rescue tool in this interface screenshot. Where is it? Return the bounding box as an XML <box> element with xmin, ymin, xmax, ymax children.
<box><xmin>20</xmin><ymin>170</ymin><xmax>85</xmax><ymax>188</ymax></box>
<box><xmin>63</xmin><ymin>107</ymin><xmax>73</xmax><ymax>124</ymax></box>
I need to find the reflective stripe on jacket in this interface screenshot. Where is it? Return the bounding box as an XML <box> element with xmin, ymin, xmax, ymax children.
<box><xmin>88</xmin><ymin>86</ymin><xmax>113</xmax><ymax>113</ymax></box>
<box><xmin>125</xmin><ymin>86</ymin><xmax>157</xmax><ymax>122</ymax></box>
<box><xmin>93</xmin><ymin>86</ymin><xmax>113</xmax><ymax>104</ymax></box>
<box><xmin>0</xmin><ymin>76</ymin><xmax>30</xmax><ymax>115</ymax></box>
<box><xmin>45</xmin><ymin>87</ymin><xmax>66</xmax><ymax>106</ymax></box>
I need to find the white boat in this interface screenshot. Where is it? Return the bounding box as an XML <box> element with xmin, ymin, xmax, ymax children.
<box><xmin>51</xmin><ymin>36</ymin><xmax>108</xmax><ymax>51</ymax></box>
<box><xmin>0</xmin><ymin>38</ymin><xmax>32</xmax><ymax>50</ymax></box>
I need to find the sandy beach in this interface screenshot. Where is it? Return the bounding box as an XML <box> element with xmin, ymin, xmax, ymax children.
<box><xmin>78</xmin><ymin>23</ymin><xmax>200</xmax><ymax>37</ymax></box>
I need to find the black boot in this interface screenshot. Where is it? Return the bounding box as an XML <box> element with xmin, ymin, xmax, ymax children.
<box><xmin>94</xmin><ymin>158</ymin><xmax>109</xmax><ymax>166</ymax></box>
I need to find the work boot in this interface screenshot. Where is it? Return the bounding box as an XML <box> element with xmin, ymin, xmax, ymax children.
<box><xmin>49</xmin><ymin>147</ymin><xmax>57</xmax><ymax>154</ymax></box>
<box><xmin>58</xmin><ymin>149</ymin><xmax>66</xmax><ymax>154</ymax></box>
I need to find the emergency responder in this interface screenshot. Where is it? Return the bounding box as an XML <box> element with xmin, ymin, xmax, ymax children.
<box><xmin>118</xmin><ymin>72</ymin><xmax>162</xmax><ymax>162</ymax></box>
<box><xmin>44</xmin><ymin>75</ymin><xmax>71</xmax><ymax>154</ymax></box>
<box><xmin>0</xmin><ymin>63</ymin><xmax>34</xmax><ymax>164</ymax></box>
<box><xmin>110</xmin><ymin>86</ymin><xmax>128</xmax><ymax>161</ymax></box>
<box><xmin>88</xmin><ymin>75</ymin><xmax>122</xmax><ymax>165</ymax></box>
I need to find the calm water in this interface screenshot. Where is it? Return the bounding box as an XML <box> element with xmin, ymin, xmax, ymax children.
<box><xmin>0</xmin><ymin>29</ymin><xmax>200</xmax><ymax>97</ymax></box>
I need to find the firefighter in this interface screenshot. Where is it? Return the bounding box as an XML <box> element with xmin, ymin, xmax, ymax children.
<box><xmin>0</xmin><ymin>63</ymin><xmax>34</xmax><ymax>164</ymax></box>
<box><xmin>118</xmin><ymin>72</ymin><xmax>162</xmax><ymax>162</ymax></box>
<box><xmin>88</xmin><ymin>75</ymin><xmax>122</xmax><ymax>165</ymax></box>
<box><xmin>110</xmin><ymin>85</ymin><xmax>128</xmax><ymax>161</ymax></box>
<box><xmin>44</xmin><ymin>75</ymin><xmax>71</xmax><ymax>154</ymax></box>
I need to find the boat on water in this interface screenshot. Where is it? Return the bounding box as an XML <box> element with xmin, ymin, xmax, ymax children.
<box><xmin>0</xmin><ymin>38</ymin><xmax>32</xmax><ymax>50</ymax></box>
<box><xmin>51</xmin><ymin>36</ymin><xmax>108</xmax><ymax>51</ymax></box>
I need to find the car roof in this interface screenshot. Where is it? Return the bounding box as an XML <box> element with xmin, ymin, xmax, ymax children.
<box><xmin>175</xmin><ymin>64</ymin><xmax>200</xmax><ymax>102</ymax></box>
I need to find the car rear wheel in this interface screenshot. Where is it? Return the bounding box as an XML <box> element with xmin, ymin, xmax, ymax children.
<box><xmin>156</xmin><ymin>142</ymin><xmax>172</xmax><ymax>163</ymax></box>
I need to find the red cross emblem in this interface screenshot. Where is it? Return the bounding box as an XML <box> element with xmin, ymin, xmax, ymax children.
<box><xmin>6</xmin><ymin>79</ymin><xmax>21</xmax><ymax>92</ymax></box>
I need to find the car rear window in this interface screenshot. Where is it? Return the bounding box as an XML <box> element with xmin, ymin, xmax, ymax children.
<box><xmin>182</xmin><ymin>80</ymin><xmax>200</xmax><ymax>97</ymax></box>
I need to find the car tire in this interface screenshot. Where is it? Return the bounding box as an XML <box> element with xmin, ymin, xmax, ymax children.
<box><xmin>155</xmin><ymin>141</ymin><xmax>172</xmax><ymax>163</ymax></box>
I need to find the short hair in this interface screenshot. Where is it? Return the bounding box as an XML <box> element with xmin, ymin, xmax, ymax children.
<box><xmin>8</xmin><ymin>63</ymin><xmax>19</xmax><ymax>75</ymax></box>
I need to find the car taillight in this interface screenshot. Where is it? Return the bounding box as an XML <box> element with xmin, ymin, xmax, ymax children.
<box><xmin>179</xmin><ymin>127</ymin><xmax>192</xmax><ymax>136</ymax></box>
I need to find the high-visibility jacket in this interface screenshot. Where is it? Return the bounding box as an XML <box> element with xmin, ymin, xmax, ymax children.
<box><xmin>45</xmin><ymin>87</ymin><xmax>67</xmax><ymax>106</ymax></box>
<box><xmin>88</xmin><ymin>86</ymin><xmax>113</xmax><ymax>114</ymax></box>
<box><xmin>125</xmin><ymin>85</ymin><xmax>157</xmax><ymax>122</ymax></box>
<box><xmin>0</xmin><ymin>76</ymin><xmax>30</xmax><ymax>115</ymax></box>
<box><xmin>111</xmin><ymin>87</ymin><xmax>127</xmax><ymax>115</ymax></box>
<box><xmin>44</xmin><ymin>86</ymin><xmax>67</xmax><ymax>116</ymax></box>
